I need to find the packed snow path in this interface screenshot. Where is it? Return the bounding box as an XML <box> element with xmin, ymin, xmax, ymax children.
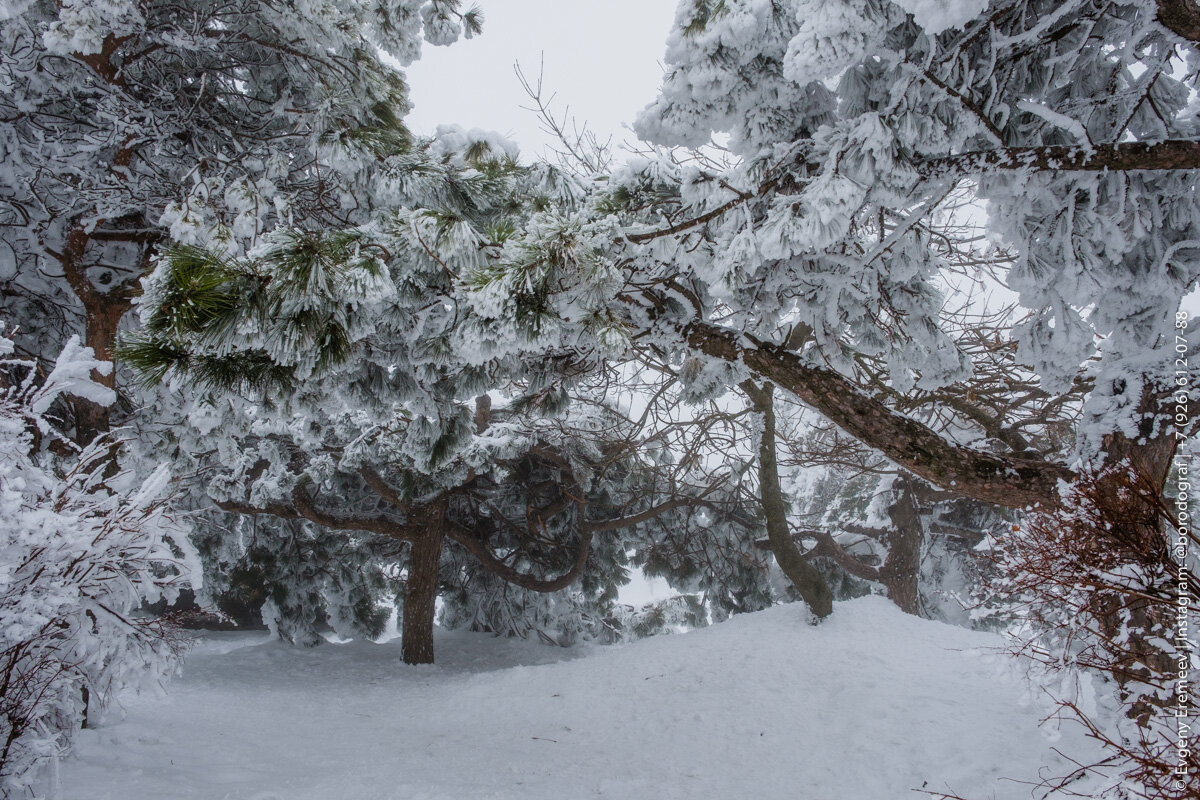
<box><xmin>63</xmin><ymin>597</ymin><xmax>1104</xmax><ymax>799</ymax></box>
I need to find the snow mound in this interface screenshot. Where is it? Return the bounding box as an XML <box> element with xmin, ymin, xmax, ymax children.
<box><xmin>61</xmin><ymin>597</ymin><xmax>1104</xmax><ymax>799</ymax></box>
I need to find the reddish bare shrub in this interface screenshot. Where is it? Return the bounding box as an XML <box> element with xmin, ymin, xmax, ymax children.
<box><xmin>979</xmin><ymin>462</ymin><xmax>1198</xmax><ymax>799</ymax></box>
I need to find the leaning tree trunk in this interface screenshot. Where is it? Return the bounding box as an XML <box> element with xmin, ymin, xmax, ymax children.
<box><xmin>744</xmin><ymin>381</ymin><xmax>833</xmax><ymax>618</ymax></box>
<box><xmin>400</xmin><ymin>502</ymin><xmax>447</xmax><ymax>665</ymax></box>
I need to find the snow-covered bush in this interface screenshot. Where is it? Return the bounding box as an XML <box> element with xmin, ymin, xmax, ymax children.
<box><xmin>0</xmin><ymin>331</ymin><xmax>197</xmax><ymax>794</ymax></box>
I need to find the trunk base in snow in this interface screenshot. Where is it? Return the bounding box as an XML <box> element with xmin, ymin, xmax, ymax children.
<box><xmin>401</xmin><ymin>506</ymin><xmax>446</xmax><ymax>665</ymax></box>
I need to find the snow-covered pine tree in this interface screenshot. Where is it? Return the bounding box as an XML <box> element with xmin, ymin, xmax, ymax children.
<box><xmin>123</xmin><ymin>123</ymin><xmax>767</xmax><ymax>662</ymax></box>
<box><xmin>0</xmin><ymin>0</ymin><xmax>494</xmax><ymax>653</ymax></box>
<box><xmin>468</xmin><ymin>0</ymin><xmax>1197</xmax><ymax>509</ymax></box>
<box><xmin>0</xmin><ymin>0</ymin><xmax>481</xmax><ymax>440</ymax></box>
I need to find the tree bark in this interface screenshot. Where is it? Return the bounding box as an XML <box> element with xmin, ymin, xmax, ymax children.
<box><xmin>921</xmin><ymin>140</ymin><xmax>1200</xmax><ymax>176</ymax></box>
<box><xmin>686</xmin><ymin>320</ymin><xmax>1072</xmax><ymax>509</ymax></box>
<box><xmin>1101</xmin><ymin>386</ymin><xmax>1179</xmax><ymax>492</ymax></box>
<box><xmin>54</xmin><ymin>224</ymin><xmax>139</xmax><ymax>444</ymax></box>
<box><xmin>1157</xmin><ymin>0</ymin><xmax>1200</xmax><ymax>42</ymax></box>
<box><xmin>1095</xmin><ymin>389</ymin><xmax>1181</xmax><ymax>724</ymax></box>
<box><xmin>744</xmin><ymin>381</ymin><xmax>833</xmax><ymax>618</ymax></box>
<box><xmin>70</xmin><ymin>288</ymin><xmax>132</xmax><ymax>442</ymax></box>
<box><xmin>877</xmin><ymin>479</ymin><xmax>923</xmax><ymax>616</ymax></box>
<box><xmin>401</xmin><ymin>502</ymin><xmax>446</xmax><ymax>666</ymax></box>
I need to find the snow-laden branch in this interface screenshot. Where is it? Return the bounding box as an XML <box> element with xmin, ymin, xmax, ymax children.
<box><xmin>680</xmin><ymin>318</ymin><xmax>1074</xmax><ymax>509</ymax></box>
<box><xmin>623</xmin><ymin>140</ymin><xmax>1200</xmax><ymax>248</ymax></box>
<box><xmin>217</xmin><ymin>486</ymin><xmax>413</xmax><ymax>541</ymax></box>
<box><xmin>445</xmin><ymin>521</ymin><xmax>593</xmax><ymax>593</ymax></box>
<box><xmin>920</xmin><ymin>140</ymin><xmax>1200</xmax><ymax>175</ymax></box>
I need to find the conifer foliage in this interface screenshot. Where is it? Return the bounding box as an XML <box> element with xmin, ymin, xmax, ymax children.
<box><xmin>0</xmin><ymin>0</ymin><xmax>480</xmax><ymax>438</ymax></box>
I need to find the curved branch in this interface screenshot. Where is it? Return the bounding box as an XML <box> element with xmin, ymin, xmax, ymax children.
<box><xmin>359</xmin><ymin>466</ymin><xmax>410</xmax><ymax>511</ymax></box>
<box><xmin>218</xmin><ymin>485</ymin><xmax>412</xmax><ymax>541</ymax></box>
<box><xmin>754</xmin><ymin>529</ymin><xmax>882</xmax><ymax>581</ymax></box>
<box><xmin>290</xmin><ymin>488</ymin><xmax>408</xmax><ymax>539</ymax></box>
<box><xmin>625</xmin><ymin>190</ymin><xmax>764</xmax><ymax>244</ymax></box>
<box><xmin>622</xmin><ymin>154</ymin><xmax>808</xmax><ymax>244</ymax></box>
<box><xmin>802</xmin><ymin>531</ymin><xmax>883</xmax><ymax>582</ymax></box>
<box><xmin>445</xmin><ymin>521</ymin><xmax>593</xmax><ymax>593</ymax></box>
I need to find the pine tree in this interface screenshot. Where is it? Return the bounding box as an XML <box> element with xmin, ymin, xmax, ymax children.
<box><xmin>0</xmin><ymin>0</ymin><xmax>481</xmax><ymax>440</ymax></box>
<box><xmin>462</xmin><ymin>0</ymin><xmax>1197</xmax><ymax>510</ymax></box>
<box><xmin>124</xmin><ymin>128</ymin><xmax>761</xmax><ymax>661</ymax></box>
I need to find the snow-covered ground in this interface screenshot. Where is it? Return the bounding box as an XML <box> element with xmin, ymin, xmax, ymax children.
<box><xmin>61</xmin><ymin>597</ymin><xmax>1106</xmax><ymax>800</ymax></box>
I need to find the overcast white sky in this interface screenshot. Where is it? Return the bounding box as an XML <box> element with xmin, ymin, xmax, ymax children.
<box><xmin>405</xmin><ymin>0</ymin><xmax>678</xmax><ymax>161</ymax></box>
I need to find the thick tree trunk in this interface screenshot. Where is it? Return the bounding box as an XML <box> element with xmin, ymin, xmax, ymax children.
<box><xmin>745</xmin><ymin>381</ymin><xmax>833</xmax><ymax>618</ymax></box>
<box><xmin>55</xmin><ymin>223</ymin><xmax>139</xmax><ymax>444</ymax></box>
<box><xmin>1157</xmin><ymin>0</ymin><xmax>1200</xmax><ymax>42</ymax></box>
<box><xmin>401</xmin><ymin>503</ymin><xmax>446</xmax><ymax>665</ymax></box>
<box><xmin>1101</xmin><ymin>386</ymin><xmax>1179</xmax><ymax>491</ymax></box>
<box><xmin>1096</xmin><ymin>390</ymin><xmax>1181</xmax><ymax>725</ymax></box>
<box><xmin>70</xmin><ymin>290</ymin><xmax>131</xmax><ymax>442</ymax></box>
<box><xmin>878</xmin><ymin>480</ymin><xmax>923</xmax><ymax>616</ymax></box>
